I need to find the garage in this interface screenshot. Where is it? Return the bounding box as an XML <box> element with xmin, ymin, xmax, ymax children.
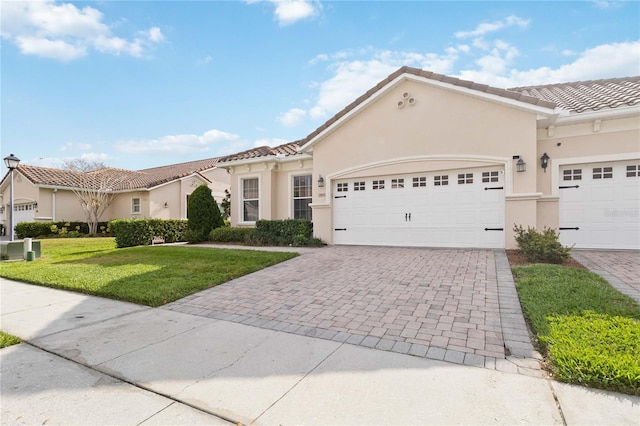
<box><xmin>559</xmin><ymin>161</ymin><xmax>640</xmax><ymax>250</ymax></box>
<box><xmin>333</xmin><ymin>167</ymin><xmax>505</xmax><ymax>248</ymax></box>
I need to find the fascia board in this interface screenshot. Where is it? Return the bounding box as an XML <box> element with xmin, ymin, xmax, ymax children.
<box><xmin>218</xmin><ymin>153</ymin><xmax>313</xmax><ymax>169</ymax></box>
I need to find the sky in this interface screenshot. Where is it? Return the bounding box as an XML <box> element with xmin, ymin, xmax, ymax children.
<box><xmin>1</xmin><ymin>0</ymin><xmax>639</xmax><ymax>173</ymax></box>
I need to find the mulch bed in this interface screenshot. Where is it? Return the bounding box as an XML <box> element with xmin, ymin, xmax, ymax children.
<box><xmin>505</xmin><ymin>249</ymin><xmax>587</xmax><ymax>269</ymax></box>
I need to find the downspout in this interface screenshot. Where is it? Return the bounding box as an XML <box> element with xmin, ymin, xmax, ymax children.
<box><xmin>52</xmin><ymin>188</ymin><xmax>57</xmax><ymax>221</ymax></box>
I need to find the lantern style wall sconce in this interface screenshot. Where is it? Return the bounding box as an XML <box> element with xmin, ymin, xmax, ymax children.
<box><xmin>317</xmin><ymin>175</ymin><xmax>325</xmax><ymax>187</ymax></box>
<box><xmin>164</xmin><ymin>202</ymin><xmax>169</xmax><ymax>208</ymax></box>
<box><xmin>516</xmin><ymin>158</ymin><xmax>526</xmax><ymax>172</ymax></box>
<box><xmin>540</xmin><ymin>152</ymin><xmax>550</xmax><ymax>173</ymax></box>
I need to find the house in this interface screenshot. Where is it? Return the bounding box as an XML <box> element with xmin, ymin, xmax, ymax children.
<box><xmin>0</xmin><ymin>157</ymin><xmax>229</xmax><ymax>229</ymax></box>
<box><xmin>220</xmin><ymin>67</ymin><xmax>640</xmax><ymax>250</ymax></box>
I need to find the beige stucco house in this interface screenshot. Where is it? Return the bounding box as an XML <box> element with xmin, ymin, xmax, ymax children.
<box><xmin>220</xmin><ymin>67</ymin><xmax>640</xmax><ymax>250</ymax></box>
<box><xmin>0</xmin><ymin>157</ymin><xmax>229</xmax><ymax>230</ymax></box>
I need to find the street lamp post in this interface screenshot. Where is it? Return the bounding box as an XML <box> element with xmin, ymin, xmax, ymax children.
<box><xmin>4</xmin><ymin>154</ymin><xmax>21</xmax><ymax>241</ymax></box>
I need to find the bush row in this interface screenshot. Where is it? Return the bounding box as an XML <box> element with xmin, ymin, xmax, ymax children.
<box><xmin>209</xmin><ymin>219</ymin><xmax>322</xmax><ymax>246</ymax></box>
<box><xmin>15</xmin><ymin>221</ymin><xmax>109</xmax><ymax>238</ymax></box>
<box><xmin>109</xmin><ymin>219</ymin><xmax>188</xmax><ymax>248</ymax></box>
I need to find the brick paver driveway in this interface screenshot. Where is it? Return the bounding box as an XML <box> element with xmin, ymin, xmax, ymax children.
<box><xmin>571</xmin><ymin>250</ymin><xmax>640</xmax><ymax>304</ymax></box>
<box><xmin>165</xmin><ymin>246</ymin><xmax>537</xmax><ymax>372</ymax></box>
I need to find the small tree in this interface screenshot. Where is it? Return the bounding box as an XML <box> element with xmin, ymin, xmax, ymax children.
<box><xmin>71</xmin><ymin>171</ymin><xmax>120</xmax><ymax>235</ymax></box>
<box><xmin>186</xmin><ymin>184</ymin><xmax>223</xmax><ymax>243</ymax></box>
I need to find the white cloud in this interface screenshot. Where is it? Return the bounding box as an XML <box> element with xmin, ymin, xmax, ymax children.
<box><xmin>592</xmin><ymin>1</ymin><xmax>623</xmax><ymax>9</ymax></box>
<box><xmin>254</xmin><ymin>138</ymin><xmax>289</xmax><ymax>147</ymax></box>
<box><xmin>278</xmin><ymin>108</ymin><xmax>307</xmax><ymax>127</ymax></box>
<box><xmin>458</xmin><ymin>41</ymin><xmax>640</xmax><ymax>88</ymax></box>
<box><xmin>115</xmin><ymin>129</ymin><xmax>240</xmax><ymax>155</ymax></box>
<box><xmin>60</xmin><ymin>142</ymin><xmax>92</xmax><ymax>152</ymax></box>
<box><xmin>454</xmin><ymin>15</ymin><xmax>530</xmax><ymax>39</ymax></box>
<box><xmin>197</xmin><ymin>55</ymin><xmax>213</xmax><ymax>65</ymax></box>
<box><xmin>270</xmin><ymin>0</ymin><xmax>320</xmax><ymax>26</ymax></box>
<box><xmin>1</xmin><ymin>0</ymin><xmax>164</xmax><ymax>61</ymax></box>
<box><xmin>307</xmin><ymin>49</ymin><xmax>458</xmax><ymax>119</ymax></box>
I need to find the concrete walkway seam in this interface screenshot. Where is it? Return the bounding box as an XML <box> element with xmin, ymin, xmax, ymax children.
<box><xmin>20</xmin><ymin>340</ymin><xmax>240</xmax><ymax>426</ymax></box>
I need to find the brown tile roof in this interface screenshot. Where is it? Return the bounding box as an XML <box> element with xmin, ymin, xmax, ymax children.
<box><xmin>12</xmin><ymin>157</ymin><xmax>221</xmax><ymax>191</ymax></box>
<box><xmin>219</xmin><ymin>141</ymin><xmax>305</xmax><ymax>163</ymax></box>
<box><xmin>509</xmin><ymin>76</ymin><xmax>640</xmax><ymax>113</ymax></box>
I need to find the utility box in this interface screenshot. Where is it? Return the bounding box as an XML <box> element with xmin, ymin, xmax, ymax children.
<box><xmin>0</xmin><ymin>240</ymin><xmax>42</xmax><ymax>260</ymax></box>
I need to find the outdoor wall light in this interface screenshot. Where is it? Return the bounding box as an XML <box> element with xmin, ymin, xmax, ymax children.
<box><xmin>541</xmin><ymin>152</ymin><xmax>550</xmax><ymax>173</ymax></box>
<box><xmin>164</xmin><ymin>202</ymin><xmax>169</xmax><ymax>208</ymax></box>
<box><xmin>317</xmin><ymin>175</ymin><xmax>325</xmax><ymax>187</ymax></box>
<box><xmin>516</xmin><ymin>158</ymin><xmax>526</xmax><ymax>173</ymax></box>
<box><xmin>33</xmin><ymin>202</ymin><xmax>38</xmax><ymax>209</ymax></box>
<box><xmin>3</xmin><ymin>153</ymin><xmax>20</xmax><ymax>241</ymax></box>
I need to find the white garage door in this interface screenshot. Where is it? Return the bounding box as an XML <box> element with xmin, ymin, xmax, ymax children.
<box><xmin>559</xmin><ymin>161</ymin><xmax>640</xmax><ymax>249</ymax></box>
<box><xmin>333</xmin><ymin>167</ymin><xmax>505</xmax><ymax>248</ymax></box>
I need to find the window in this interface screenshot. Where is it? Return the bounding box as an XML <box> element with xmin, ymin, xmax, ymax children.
<box><xmin>337</xmin><ymin>182</ymin><xmax>348</xmax><ymax>192</ymax></box>
<box><xmin>412</xmin><ymin>177</ymin><xmax>426</xmax><ymax>187</ymax></box>
<box><xmin>482</xmin><ymin>171</ymin><xmax>499</xmax><ymax>183</ymax></box>
<box><xmin>293</xmin><ymin>175</ymin><xmax>312</xmax><ymax>220</ymax></box>
<box><xmin>373</xmin><ymin>180</ymin><xmax>385</xmax><ymax>190</ymax></box>
<box><xmin>563</xmin><ymin>169</ymin><xmax>582</xmax><ymax>181</ymax></box>
<box><xmin>354</xmin><ymin>181</ymin><xmax>365</xmax><ymax>191</ymax></box>
<box><xmin>457</xmin><ymin>173</ymin><xmax>473</xmax><ymax>184</ymax></box>
<box><xmin>391</xmin><ymin>178</ymin><xmax>404</xmax><ymax>189</ymax></box>
<box><xmin>434</xmin><ymin>175</ymin><xmax>448</xmax><ymax>186</ymax></box>
<box><xmin>132</xmin><ymin>197</ymin><xmax>141</xmax><ymax>214</ymax></box>
<box><xmin>593</xmin><ymin>167</ymin><xmax>613</xmax><ymax>179</ymax></box>
<box><xmin>242</xmin><ymin>178</ymin><xmax>259</xmax><ymax>222</ymax></box>
<box><xmin>627</xmin><ymin>165</ymin><xmax>640</xmax><ymax>177</ymax></box>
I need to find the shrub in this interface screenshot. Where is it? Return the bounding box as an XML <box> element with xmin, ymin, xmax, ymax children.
<box><xmin>513</xmin><ymin>224</ymin><xmax>571</xmax><ymax>264</ymax></box>
<box><xmin>109</xmin><ymin>219</ymin><xmax>187</xmax><ymax>248</ymax></box>
<box><xmin>209</xmin><ymin>226</ymin><xmax>254</xmax><ymax>243</ymax></box>
<box><xmin>15</xmin><ymin>221</ymin><xmax>109</xmax><ymax>238</ymax></box>
<box><xmin>187</xmin><ymin>185</ymin><xmax>224</xmax><ymax>243</ymax></box>
<box><xmin>246</xmin><ymin>219</ymin><xmax>321</xmax><ymax>246</ymax></box>
<box><xmin>541</xmin><ymin>312</ymin><xmax>640</xmax><ymax>395</ymax></box>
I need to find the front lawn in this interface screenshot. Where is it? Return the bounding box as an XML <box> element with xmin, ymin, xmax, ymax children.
<box><xmin>0</xmin><ymin>238</ymin><xmax>297</xmax><ymax>307</ymax></box>
<box><xmin>513</xmin><ymin>264</ymin><xmax>640</xmax><ymax>395</ymax></box>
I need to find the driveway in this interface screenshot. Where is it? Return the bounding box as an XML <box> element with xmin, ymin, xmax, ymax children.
<box><xmin>165</xmin><ymin>246</ymin><xmax>537</xmax><ymax>371</ymax></box>
<box><xmin>571</xmin><ymin>250</ymin><xmax>640</xmax><ymax>303</ymax></box>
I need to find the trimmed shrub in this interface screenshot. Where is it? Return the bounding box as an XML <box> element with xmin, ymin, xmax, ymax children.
<box><xmin>209</xmin><ymin>226</ymin><xmax>254</xmax><ymax>243</ymax></box>
<box><xmin>513</xmin><ymin>224</ymin><xmax>571</xmax><ymax>264</ymax></box>
<box><xmin>186</xmin><ymin>185</ymin><xmax>224</xmax><ymax>243</ymax></box>
<box><xmin>247</xmin><ymin>219</ymin><xmax>320</xmax><ymax>246</ymax></box>
<box><xmin>109</xmin><ymin>219</ymin><xmax>187</xmax><ymax>248</ymax></box>
<box><xmin>15</xmin><ymin>221</ymin><xmax>109</xmax><ymax>238</ymax></box>
<box><xmin>541</xmin><ymin>312</ymin><xmax>640</xmax><ymax>395</ymax></box>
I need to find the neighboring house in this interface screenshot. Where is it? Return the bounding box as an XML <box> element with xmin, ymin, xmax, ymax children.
<box><xmin>220</xmin><ymin>67</ymin><xmax>640</xmax><ymax>250</ymax></box>
<box><xmin>0</xmin><ymin>157</ymin><xmax>229</xmax><ymax>229</ymax></box>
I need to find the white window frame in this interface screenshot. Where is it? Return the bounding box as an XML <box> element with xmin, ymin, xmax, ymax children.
<box><xmin>131</xmin><ymin>197</ymin><xmax>141</xmax><ymax>214</ymax></box>
<box><xmin>292</xmin><ymin>174</ymin><xmax>312</xmax><ymax>220</ymax></box>
<box><xmin>240</xmin><ymin>176</ymin><xmax>260</xmax><ymax>224</ymax></box>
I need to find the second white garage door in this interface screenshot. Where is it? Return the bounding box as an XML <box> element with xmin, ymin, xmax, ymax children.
<box><xmin>559</xmin><ymin>161</ymin><xmax>640</xmax><ymax>249</ymax></box>
<box><xmin>333</xmin><ymin>167</ymin><xmax>505</xmax><ymax>248</ymax></box>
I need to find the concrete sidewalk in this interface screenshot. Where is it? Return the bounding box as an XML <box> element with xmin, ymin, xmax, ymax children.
<box><xmin>2</xmin><ymin>279</ymin><xmax>639</xmax><ymax>425</ymax></box>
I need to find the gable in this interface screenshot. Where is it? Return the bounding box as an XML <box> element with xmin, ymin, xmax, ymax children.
<box><xmin>300</xmin><ymin>68</ymin><xmax>557</xmax><ymax>153</ymax></box>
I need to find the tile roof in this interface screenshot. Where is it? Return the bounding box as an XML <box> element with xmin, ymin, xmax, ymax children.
<box><xmin>218</xmin><ymin>141</ymin><xmax>305</xmax><ymax>163</ymax></box>
<box><xmin>509</xmin><ymin>76</ymin><xmax>640</xmax><ymax>113</ymax></box>
<box><xmin>12</xmin><ymin>157</ymin><xmax>221</xmax><ymax>191</ymax></box>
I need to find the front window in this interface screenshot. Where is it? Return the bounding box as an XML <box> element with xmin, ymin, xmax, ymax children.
<box><xmin>242</xmin><ymin>178</ymin><xmax>259</xmax><ymax>222</ymax></box>
<box><xmin>293</xmin><ymin>175</ymin><xmax>312</xmax><ymax>220</ymax></box>
<box><xmin>132</xmin><ymin>197</ymin><xmax>141</xmax><ymax>214</ymax></box>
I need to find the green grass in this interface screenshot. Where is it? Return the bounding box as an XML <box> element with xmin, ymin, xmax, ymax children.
<box><xmin>0</xmin><ymin>238</ymin><xmax>298</xmax><ymax>307</ymax></box>
<box><xmin>0</xmin><ymin>331</ymin><xmax>21</xmax><ymax>348</ymax></box>
<box><xmin>513</xmin><ymin>264</ymin><xmax>640</xmax><ymax>395</ymax></box>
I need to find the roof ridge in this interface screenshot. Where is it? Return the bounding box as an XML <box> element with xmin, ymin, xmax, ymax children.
<box><xmin>508</xmin><ymin>75</ymin><xmax>640</xmax><ymax>91</ymax></box>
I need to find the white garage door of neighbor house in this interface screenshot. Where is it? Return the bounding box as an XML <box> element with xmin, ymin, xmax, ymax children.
<box><xmin>559</xmin><ymin>161</ymin><xmax>640</xmax><ymax>250</ymax></box>
<box><xmin>333</xmin><ymin>167</ymin><xmax>505</xmax><ymax>248</ymax></box>
<box><xmin>13</xmin><ymin>203</ymin><xmax>36</xmax><ymax>225</ymax></box>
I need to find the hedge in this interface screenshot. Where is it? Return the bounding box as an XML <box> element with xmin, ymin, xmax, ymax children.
<box><xmin>109</xmin><ymin>219</ymin><xmax>188</xmax><ymax>248</ymax></box>
<box><xmin>247</xmin><ymin>219</ymin><xmax>322</xmax><ymax>246</ymax></box>
<box><xmin>15</xmin><ymin>221</ymin><xmax>109</xmax><ymax>238</ymax></box>
<box><xmin>209</xmin><ymin>226</ymin><xmax>255</xmax><ymax>243</ymax></box>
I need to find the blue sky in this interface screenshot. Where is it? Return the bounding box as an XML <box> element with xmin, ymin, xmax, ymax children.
<box><xmin>2</xmin><ymin>0</ymin><xmax>639</xmax><ymax>172</ymax></box>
